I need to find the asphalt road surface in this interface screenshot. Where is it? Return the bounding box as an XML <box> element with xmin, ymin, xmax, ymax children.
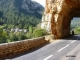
<box><xmin>6</xmin><ymin>35</ymin><xmax>80</xmax><ymax>60</ymax></box>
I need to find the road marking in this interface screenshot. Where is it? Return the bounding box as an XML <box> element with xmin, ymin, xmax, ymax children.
<box><xmin>58</xmin><ymin>44</ymin><xmax>70</xmax><ymax>52</ymax></box>
<box><xmin>43</xmin><ymin>55</ymin><xmax>53</xmax><ymax>60</ymax></box>
<box><xmin>71</xmin><ymin>40</ymin><xmax>76</xmax><ymax>44</ymax></box>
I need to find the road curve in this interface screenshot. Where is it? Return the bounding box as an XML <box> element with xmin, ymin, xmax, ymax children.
<box><xmin>6</xmin><ymin>35</ymin><xmax>80</xmax><ymax>60</ymax></box>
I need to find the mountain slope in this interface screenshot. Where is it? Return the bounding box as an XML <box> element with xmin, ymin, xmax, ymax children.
<box><xmin>71</xmin><ymin>18</ymin><xmax>80</xmax><ymax>27</ymax></box>
<box><xmin>0</xmin><ymin>0</ymin><xmax>44</xmax><ymax>29</ymax></box>
<box><xmin>71</xmin><ymin>18</ymin><xmax>80</xmax><ymax>30</ymax></box>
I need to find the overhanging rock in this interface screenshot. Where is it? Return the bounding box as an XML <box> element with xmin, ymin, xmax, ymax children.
<box><xmin>41</xmin><ymin>0</ymin><xmax>80</xmax><ymax>39</ymax></box>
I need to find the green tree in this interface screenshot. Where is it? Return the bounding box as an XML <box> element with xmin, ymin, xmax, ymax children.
<box><xmin>16</xmin><ymin>33</ymin><xmax>27</xmax><ymax>40</ymax></box>
<box><xmin>33</xmin><ymin>29</ymin><xmax>47</xmax><ymax>38</ymax></box>
<box><xmin>28</xmin><ymin>26</ymin><xmax>33</xmax><ymax>33</ymax></box>
<box><xmin>0</xmin><ymin>29</ymin><xmax>8</xmax><ymax>43</ymax></box>
<box><xmin>9</xmin><ymin>33</ymin><xmax>18</xmax><ymax>41</ymax></box>
<box><xmin>26</xmin><ymin>32</ymin><xmax>33</xmax><ymax>39</ymax></box>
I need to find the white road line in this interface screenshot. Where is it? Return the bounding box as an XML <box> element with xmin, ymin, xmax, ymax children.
<box><xmin>58</xmin><ymin>44</ymin><xmax>70</xmax><ymax>52</ymax></box>
<box><xmin>71</xmin><ymin>40</ymin><xmax>76</xmax><ymax>44</ymax></box>
<box><xmin>43</xmin><ymin>55</ymin><xmax>53</xmax><ymax>60</ymax></box>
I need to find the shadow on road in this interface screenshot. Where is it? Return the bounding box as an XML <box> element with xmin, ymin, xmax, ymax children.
<box><xmin>4</xmin><ymin>34</ymin><xmax>80</xmax><ymax>60</ymax></box>
<box><xmin>62</xmin><ymin>34</ymin><xmax>80</xmax><ymax>40</ymax></box>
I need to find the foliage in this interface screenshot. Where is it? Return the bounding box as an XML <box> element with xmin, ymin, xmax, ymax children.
<box><xmin>16</xmin><ymin>32</ymin><xmax>27</xmax><ymax>40</ymax></box>
<box><xmin>0</xmin><ymin>29</ymin><xmax>8</xmax><ymax>43</ymax></box>
<box><xmin>0</xmin><ymin>0</ymin><xmax>46</xmax><ymax>44</ymax></box>
<box><xmin>33</xmin><ymin>29</ymin><xmax>47</xmax><ymax>38</ymax></box>
<box><xmin>71</xmin><ymin>18</ymin><xmax>80</xmax><ymax>34</ymax></box>
<box><xmin>0</xmin><ymin>28</ymin><xmax>48</xmax><ymax>44</ymax></box>
<box><xmin>9</xmin><ymin>33</ymin><xmax>18</xmax><ymax>42</ymax></box>
<box><xmin>28</xmin><ymin>26</ymin><xmax>33</xmax><ymax>33</ymax></box>
<box><xmin>26</xmin><ymin>32</ymin><xmax>33</xmax><ymax>39</ymax></box>
<box><xmin>71</xmin><ymin>18</ymin><xmax>80</xmax><ymax>30</ymax></box>
<box><xmin>74</xmin><ymin>27</ymin><xmax>80</xmax><ymax>34</ymax></box>
<box><xmin>0</xmin><ymin>0</ymin><xmax>43</xmax><ymax>29</ymax></box>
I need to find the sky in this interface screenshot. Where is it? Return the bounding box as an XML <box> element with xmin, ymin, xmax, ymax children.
<box><xmin>34</xmin><ymin>0</ymin><xmax>45</xmax><ymax>7</ymax></box>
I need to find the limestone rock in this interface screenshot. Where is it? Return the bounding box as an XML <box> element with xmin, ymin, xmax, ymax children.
<box><xmin>41</xmin><ymin>0</ymin><xmax>80</xmax><ymax>38</ymax></box>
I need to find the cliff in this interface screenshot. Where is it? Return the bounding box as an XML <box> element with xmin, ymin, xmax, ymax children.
<box><xmin>41</xmin><ymin>0</ymin><xmax>80</xmax><ymax>38</ymax></box>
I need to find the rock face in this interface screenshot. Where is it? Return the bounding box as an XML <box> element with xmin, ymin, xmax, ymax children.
<box><xmin>41</xmin><ymin>0</ymin><xmax>80</xmax><ymax>39</ymax></box>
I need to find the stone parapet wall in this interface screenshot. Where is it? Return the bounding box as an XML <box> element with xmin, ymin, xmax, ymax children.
<box><xmin>0</xmin><ymin>37</ymin><xmax>48</xmax><ymax>59</ymax></box>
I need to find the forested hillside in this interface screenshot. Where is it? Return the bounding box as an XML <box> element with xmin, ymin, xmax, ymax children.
<box><xmin>71</xmin><ymin>18</ymin><xmax>80</xmax><ymax>34</ymax></box>
<box><xmin>0</xmin><ymin>0</ymin><xmax>44</xmax><ymax>29</ymax></box>
<box><xmin>71</xmin><ymin>18</ymin><xmax>80</xmax><ymax>29</ymax></box>
<box><xmin>0</xmin><ymin>0</ymin><xmax>47</xmax><ymax>44</ymax></box>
